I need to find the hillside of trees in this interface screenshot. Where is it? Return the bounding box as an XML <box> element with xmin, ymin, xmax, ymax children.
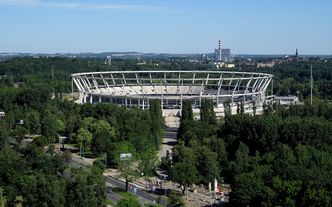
<box><xmin>170</xmin><ymin>99</ymin><xmax>332</xmax><ymax>206</ymax></box>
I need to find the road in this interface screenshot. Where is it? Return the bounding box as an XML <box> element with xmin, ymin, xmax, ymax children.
<box><xmin>159</xmin><ymin>127</ymin><xmax>178</xmax><ymax>158</ymax></box>
<box><xmin>107</xmin><ymin>191</ymin><xmax>122</xmax><ymax>204</ymax></box>
<box><xmin>106</xmin><ymin>176</ymin><xmax>168</xmax><ymax>206</ymax></box>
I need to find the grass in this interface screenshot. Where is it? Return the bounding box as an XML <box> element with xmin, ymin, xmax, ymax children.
<box><xmin>113</xmin><ymin>187</ymin><xmax>138</xmax><ymax>199</ymax></box>
<box><xmin>144</xmin><ymin>204</ymin><xmax>163</xmax><ymax>207</ymax></box>
<box><xmin>106</xmin><ymin>198</ymin><xmax>116</xmax><ymax>206</ymax></box>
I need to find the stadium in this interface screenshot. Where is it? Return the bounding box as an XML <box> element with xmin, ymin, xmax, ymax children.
<box><xmin>71</xmin><ymin>71</ymin><xmax>273</xmax><ymax>117</ymax></box>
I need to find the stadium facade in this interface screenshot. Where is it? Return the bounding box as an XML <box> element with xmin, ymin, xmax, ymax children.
<box><xmin>71</xmin><ymin>71</ymin><xmax>273</xmax><ymax>116</ymax></box>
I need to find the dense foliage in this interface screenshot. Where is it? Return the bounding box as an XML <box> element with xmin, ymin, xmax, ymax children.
<box><xmin>0</xmin><ymin>57</ymin><xmax>164</xmax><ymax>206</ymax></box>
<box><xmin>172</xmin><ymin>100</ymin><xmax>332</xmax><ymax>206</ymax></box>
<box><xmin>2</xmin><ymin>57</ymin><xmax>332</xmax><ymax>99</ymax></box>
<box><xmin>248</xmin><ymin>60</ymin><xmax>332</xmax><ymax>99</ymax></box>
<box><xmin>1</xmin><ymin>56</ymin><xmax>332</xmax><ymax>206</ymax></box>
<box><xmin>0</xmin><ymin>144</ymin><xmax>106</xmax><ymax>207</ymax></box>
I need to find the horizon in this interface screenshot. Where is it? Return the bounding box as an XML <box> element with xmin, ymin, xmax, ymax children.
<box><xmin>1</xmin><ymin>51</ymin><xmax>331</xmax><ymax>56</ymax></box>
<box><xmin>1</xmin><ymin>0</ymin><xmax>332</xmax><ymax>54</ymax></box>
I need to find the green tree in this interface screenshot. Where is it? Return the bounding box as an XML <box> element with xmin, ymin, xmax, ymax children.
<box><xmin>117</xmin><ymin>197</ymin><xmax>141</xmax><ymax>207</ymax></box>
<box><xmin>231</xmin><ymin>142</ymin><xmax>251</xmax><ymax>175</ymax></box>
<box><xmin>76</xmin><ymin>128</ymin><xmax>92</xmax><ymax>157</ymax></box>
<box><xmin>181</xmin><ymin>100</ymin><xmax>193</xmax><ymax>121</ymax></box>
<box><xmin>138</xmin><ymin>149</ymin><xmax>159</xmax><ymax>189</ymax></box>
<box><xmin>223</xmin><ymin>101</ymin><xmax>231</xmax><ymax>117</ymax></box>
<box><xmin>56</xmin><ymin>119</ymin><xmax>65</xmax><ymax>135</ymax></box>
<box><xmin>168</xmin><ymin>191</ymin><xmax>185</xmax><ymax>207</ymax></box>
<box><xmin>13</xmin><ymin>125</ymin><xmax>29</xmax><ymax>142</ymax></box>
<box><xmin>195</xmin><ymin>146</ymin><xmax>219</xmax><ymax>185</ymax></box>
<box><xmin>25</xmin><ymin>109</ymin><xmax>41</xmax><ymax>134</ymax></box>
<box><xmin>0</xmin><ymin>187</ymin><xmax>6</xmax><ymax>207</ymax></box>
<box><xmin>115</xmin><ymin>142</ymin><xmax>137</xmax><ymax>191</ymax></box>
<box><xmin>149</xmin><ymin>99</ymin><xmax>164</xmax><ymax>149</ymax></box>
<box><xmin>65</xmin><ymin>169</ymin><xmax>106</xmax><ymax>207</ymax></box>
<box><xmin>171</xmin><ymin>146</ymin><xmax>197</xmax><ymax>194</ymax></box>
<box><xmin>0</xmin><ymin>126</ymin><xmax>9</xmax><ymax>148</ymax></box>
<box><xmin>41</xmin><ymin>110</ymin><xmax>57</xmax><ymax>141</ymax></box>
<box><xmin>14</xmin><ymin>195</ymin><xmax>23</xmax><ymax>207</ymax></box>
<box><xmin>200</xmin><ymin>99</ymin><xmax>216</xmax><ymax>124</ymax></box>
<box><xmin>138</xmin><ymin>149</ymin><xmax>159</xmax><ymax>177</ymax></box>
<box><xmin>62</xmin><ymin>150</ymin><xmax>72</xmax><ymax>167</ymax></box>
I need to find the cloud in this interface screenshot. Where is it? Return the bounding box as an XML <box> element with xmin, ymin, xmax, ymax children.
<box><xmin>0</xmin><ymin>0</ymin><xmax>179</xmax><ymax>12</ymax></box>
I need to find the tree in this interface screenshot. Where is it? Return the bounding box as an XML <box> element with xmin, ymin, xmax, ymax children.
<box><xmin>209</xmin><ymin>137</ymin><xmax>228</xmax><ymax>175</ymax></box>
<box><xmin>138</xmin><ymin>149</ymin><xmax>159</xmax><ymax>177</ymax></box>
<box><xmin>117</xmin><ymin>197</ymin><xmax>141</xmax><ymax>207</ymax></box>
<box><xmin>62</xmin><ymin>150</ymin><xmax>72</xmax><ymax>166</ymax></box>
<box><xmin>115</xmin><ymin>142</ymin><xmax>137</xmax><ymax>191</ymax></box>
<box><xmin>25</xmin><ymin>109</ymin><xmax>41</xmax><ymax>134</ymax></box>
<box><xmin>252</xmin><ymin>101</ymin><xmax>257</xmax><ymax>116</ymax></box>
<box><xmin>0</xmin><ymin>126</ymin><xmax>9</xmax><ymax>148</ymax></box>
<box><xmin>200</xmin><ymin>99</ymin><xmax>216</xmax><ymax>124</ymax></box>
<box><xmin>65</xmin><ymin>114</ymin><xmax>81</xmax><ymax>135</ymax></box>
<box><xmin>0</xmin><ymin>187</ymin><xmax>6</xmax><ymax>207</ymax></box>
<box><xmin>223</xmin><ymin>101</ymin><xmax>231</xmax><ymax>117</ymax></box>
<box><xmin>240</xmin><ymin>102</ymin><xmax>245</xmax><ymax>114</ymax></box>
<box><xmin>138</xmin><ymin>149</ymin><xmax>159</xmax><ymax>189</ymax></box>
<box><xmin>41</xmin><ymin>110</ymin><xmax>57</xmax><ymax>141</ymax></box>
<box><xmin>230</xmin><ymin>170</ymin><xmax>276</xmax><ymax>207</ymax></box>
<box><xmin>65</xmin><ymin>169</ymin><xmax>106</xmax><ymax>207</ymax></box>
<box><xmin>171</xmin><ymin>146</ymin><xmax>197</xmax><ymax>194</ymax></box>
<box><xmin>149</xmin><ymin>100</ymin><xmax>164</xmax><ymax>149</ymax></box>
<box><xmin>14</xmin><ymin>195</ymin><xmax>23</xmax><ymax>207</ymax></box>
<box><xmin>118</xmin><ymin>157</ymin><xmax>136</xmax><ymax>192</ymax></box>
<box><xmin>195</xmin><ymin>146</ymin><xmax>219</xmax><ymax>185</ymax></box>
<box><xmin>181</xmin><ymin>100</ymin><xmax>193</xmax><ymax>121</ymax></box>
<box><xmin>168</xmin><ymin>191</ymin><xmax>185</xmax><ymax>207</ymax></box>
<box><xmin>231</xmin><ymin>142</ymin><xmax>251</xmax><ymax>175</ymax></box>
<box><xmin>13</xmin><ymin>125</ymin><xmax>29</xmax><ymax>142</ymax></box>
<box><xmin>56</xmin><ymin>119</ymin><xmax>65</xmax><ymax>135</ymax></box>
<box><xmin>76</xmin><ymin>128</ymin><xmax>92</xmax><ymax>157</ymax></box>
<box><xmin>91</xmin><ymin>120</ymin><xmax>115</xmax><ymax>156</ymax></box>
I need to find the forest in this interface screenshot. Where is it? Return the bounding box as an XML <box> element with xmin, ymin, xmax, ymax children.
<box><xmin>0</xmin><ymin>57</ymin><xmax>164</xmax><ymax>206</ymax></box>
<box><xmin>172</xmin><ymin>99</ymin><xmax>332</xmax><ymax>206</ymax></box>
<box><xmin>1</xmin><ymin>57</ymin><xmax>332</xmax><ymax>100</ymax></box>
<box><xmin>1</xmin><ymin>56</ymin><xmax>332</xmax><ymax>206</ymax></box>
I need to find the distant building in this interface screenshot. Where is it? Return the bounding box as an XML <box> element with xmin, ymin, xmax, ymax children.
<box><xmin>201</xmin><ymin>54</ymin><xmax>210</xmax><ymax>63</ymax></box>
<box><xmin>209</xmin><ymin>61</ymin><xmax>224</xmax><ymax>69</ymax></box>
<box><xmin>224</xmin><ymin>63</ymin><xmax>235</xmax><ymax>69</ymax></box>
<box><xmin>257</xmin><ymin>62</ymin><xmax>275</xmax><ymax>68</ymax></box>
<box><xmin>104</xmin><ymin>56</ymin><xmax>112</xmax><ymax>66</ymax></box>
<box><xmin>214</xmin><ymin>40</ymin><xmax>232</xmax><ymax>62</ymax></box>
<box><xmin>0</xmin><ymin>111</ymin><xmax>5</xmax><ymax>117</ymax></box>
<box><xmin>274</xmin><ymin>96</ymin><xmax>299</xmax><ymax>105</ymax></box>
<box><xmin>137</xmin><ymin>62</ymin><xmax>147</xmax><ymax>65</ymax></box>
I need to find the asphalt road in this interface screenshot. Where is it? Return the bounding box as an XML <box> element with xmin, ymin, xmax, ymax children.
<box><xmin>160</xmin><ymin>127</ymin><xmax>178</xmax><ymax>158</ymax></box>
<box><xmin>107</xmin><ymin>191</ymin><xmax>122</xmax><ymax>204</ymax></box>
<box><xmin>106</xmin><ymin>176</ymin><xmax>168</xmax><ymax>206</ymax></box>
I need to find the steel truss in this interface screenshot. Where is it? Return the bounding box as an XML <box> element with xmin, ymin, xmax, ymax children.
<box><xmin>72</xmin><ymin>70</ymin><xmax>273</xmax><ymax>111</ymax></box>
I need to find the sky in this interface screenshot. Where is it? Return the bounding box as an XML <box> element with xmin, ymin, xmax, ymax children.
<box><xmin>0</xmin><ymin>0</ymin><xmax>332</xmax><ymax>54</ymax></box>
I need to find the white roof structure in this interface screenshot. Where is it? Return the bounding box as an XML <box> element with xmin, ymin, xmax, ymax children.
<box><xmin>71</xmin><ymin>70</ymin><xmax>273</xmax><ymax>113</ymax></box>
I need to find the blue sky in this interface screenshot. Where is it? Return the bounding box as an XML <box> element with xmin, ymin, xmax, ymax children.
<box><xmin>0</xmin><ymin>0</ymin><xmax>331</xmax><ymax>54</ymax></box>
